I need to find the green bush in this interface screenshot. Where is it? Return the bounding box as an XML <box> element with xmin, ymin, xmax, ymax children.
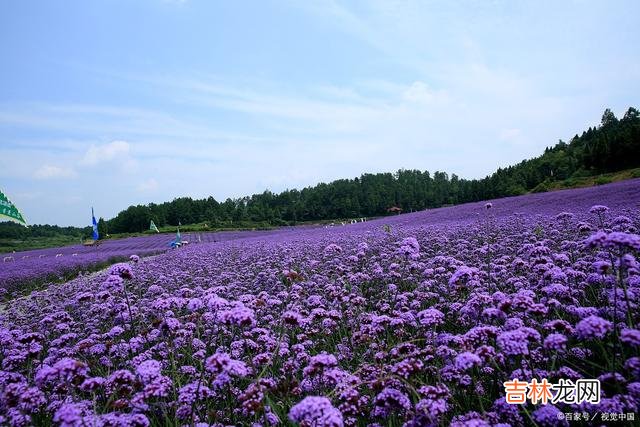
<box><xmin>531</xmin><ymin>182</ymin><xmax>550</xmax><ymax>193</ymax></box>
<box><xmin>595</xmin><ymin>176</ymin><xmax>613</xmax><ymax>185</ymax></box>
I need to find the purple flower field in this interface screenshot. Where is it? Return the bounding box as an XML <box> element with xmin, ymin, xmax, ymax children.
<box><xmin>0</xmin><ymin>229</ymin><xmax>298</xmax><ymax>299</ymax></box>
<box><xmin>1</xmin><ymin>179</ymin><xmax>640</xmax><ymax>426</ymax></box>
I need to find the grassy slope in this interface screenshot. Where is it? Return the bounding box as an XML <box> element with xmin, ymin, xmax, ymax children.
<box><xmin>0</xmin><ymin>235</ymin><xmax>82</xmax><ymax>254</ymax></box>
<box><xmin>544</xmin><ymin>167</ymin><xmax>640</xmax><ymax>191</ymax></box>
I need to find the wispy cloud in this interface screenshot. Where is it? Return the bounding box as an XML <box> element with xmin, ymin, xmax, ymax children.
<box><xmin>0</xmin><ymin>69</ymin><xmax>584</xmax><ymax>185</ymax></box>
<box><xmin>81</xmin><ymin>140</ymin><xmax>133</xmax><ymax>166</ymax></box>
<box><xmin>33</xmin><ymin>164</ymin><xmax>77</xmax><ymax>179</ymax></box>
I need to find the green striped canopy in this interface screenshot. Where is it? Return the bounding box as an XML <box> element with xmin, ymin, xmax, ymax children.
<box><xmin>0</xmin><ymin>189</ymin><xmax>27</xmax><ymax>226</ymax></box>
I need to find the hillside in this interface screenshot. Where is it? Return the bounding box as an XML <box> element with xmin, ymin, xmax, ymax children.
<box><xmin>104</xmin><ymin>107</ymin><xmax>639</xmax><ymax>233</ymax></box>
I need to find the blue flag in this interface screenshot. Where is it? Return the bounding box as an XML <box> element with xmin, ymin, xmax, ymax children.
<box><xmin>168</xmin><ymin>226</ymin><xmax>182</xmax><ymax>248</ymax></box>
<box><xmin>92</xmin><ymin>207</ymin><xmax>99</xmax><ymax>240</ymax></box>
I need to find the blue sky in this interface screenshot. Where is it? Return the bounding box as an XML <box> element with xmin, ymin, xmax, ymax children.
<box><xmin>1</xmin><ymin>0</ymin><xmax>638</xmax><ymax>226</ymax></box>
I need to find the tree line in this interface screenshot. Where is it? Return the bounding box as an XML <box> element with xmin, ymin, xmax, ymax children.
<box><xmin>2</xmin><ymin>106</ymin><xmax>638</xmax><ymax>238</ymax></box>
<box><xmin>0</xmin><ymin>223</ymin><xmax>91</xmax><ymax>241</ymax></box>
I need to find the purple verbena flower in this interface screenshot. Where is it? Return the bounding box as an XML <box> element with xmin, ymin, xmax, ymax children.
<box><xmin>454</xmin><ymin>352</ymin><xmax>482</xmax><ymax>371</ymax></box>
<box><xmin>575</xmin><ymin>315</ymin><xmax>613</xmax><ymax>339</ymax></box>
<box><xmin>289</xmin><ymin>396</ymin><xmax>344</xmax><ymax>427</ymax></box>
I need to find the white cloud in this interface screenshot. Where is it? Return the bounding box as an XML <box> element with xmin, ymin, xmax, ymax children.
<box><xmin>79</xmin><ymin>140</ymin><xmax>137</xmax><ymax>172</ymax></box>
<box><xmin>137</xmin><ymin>178</ymin><xmax>159</xmax><ymax>192</ymax></box>
<box><xmin>81</xmin><ymin>140</ymin><xmax>131</xmax><ymax>165</ymax></box>
<box><xmin>402</xmin><ymin>81</ymin><xmax>450</xmax><ymax>105</ymax></box>
<box><xmin>33</xmin><ymin>164</ymin><xmax>77</xmax><ymax>179</ymax></box>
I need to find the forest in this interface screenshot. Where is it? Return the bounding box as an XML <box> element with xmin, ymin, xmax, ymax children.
<box><xmin>2</xmin><ymin>106</ymin><xmax>638</xmax><ymax>238</ymax></box>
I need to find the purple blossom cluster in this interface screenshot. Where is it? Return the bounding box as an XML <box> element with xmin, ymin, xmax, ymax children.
<box><xmin>1</xmin><ymin>179</ymin><xmax>640</xmax><ymax>425</ymax></box>
<box><xmin>0</xmin><ymin>228</ymin><xmax>305</xmax><ymax>300</ymax></box>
